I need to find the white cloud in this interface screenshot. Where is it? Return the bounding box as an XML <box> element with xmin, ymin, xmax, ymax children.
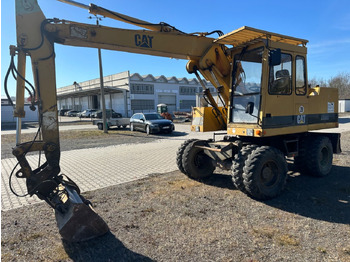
<box><xmin>308</xmin><ymin>38</ymin><xmax>350</xmax><ymax>55</ymax></box>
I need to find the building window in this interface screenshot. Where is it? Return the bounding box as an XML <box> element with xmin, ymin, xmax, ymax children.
<box><xmin>130</xmin><ymin>84</ymin><xmax>154</xmax><ymax>94</ymax></box>
<box><xmin>179</xmin><ymin>86</ymin><xmax>198</xmax><ymax>95</ymax></box>
<box><xmin>180</xmin><ymin>100</ymin><xmax>196</xmax><ymax>109</ymax></box>
<box><xmin>131</xmin><ymin>99</ymin><xmax>155</xmax><ymax>110</ymax></box>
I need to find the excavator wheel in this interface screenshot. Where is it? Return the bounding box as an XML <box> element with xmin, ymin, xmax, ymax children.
<box><xmin>176</xmin><ymin>139</ymin><xmax>198</xmax><ymax>174</ymax></box>
<box><xmin>182</xmin><ymin>140</ymin><xmax>215</xmax><ymax>180</ymax></box>
<box><xmin>231</xmin><ymin>144</ymin><xmax>257</xmax><ymax>193</ymax></box>
<box><xmin>243</xmin><ymin>146</ymin><xmax>287</xmax><ymax>200</ymax></box>
<box><xmin>305</xmin><ymin>136</ymin><xmax>333</xmax><ymax>177</ymax></box>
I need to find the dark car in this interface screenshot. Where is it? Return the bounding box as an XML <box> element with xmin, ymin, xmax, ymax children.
<box><xmin>130</xmin><ymin>112</ymin><xmax>174</xmax><ymax>135</ymax></box>
<box><xmin>59</xmin><ymin>109</ymin><xmax>71</xmax><ymax>116</ymax></box>
<box><xmin>92</xmin><ymin>109</ymin><xmax>122</xmax><ymax>119</ymax></box>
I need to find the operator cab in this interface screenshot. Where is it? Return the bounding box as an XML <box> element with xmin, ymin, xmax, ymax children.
<box><xmin>214</xmin><ymin>26</ymin><xmax>336</xmax><ymax>137</ymax></box>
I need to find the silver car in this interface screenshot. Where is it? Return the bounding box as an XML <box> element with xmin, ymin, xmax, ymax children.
<box><xmin>79</xmin><ymin>109</ymin><xmax>97</xmax><ymax>118</ymax></box>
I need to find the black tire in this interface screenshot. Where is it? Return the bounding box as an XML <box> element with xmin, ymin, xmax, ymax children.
<box><xmin>176</xmin><ymin>139</ymin><xmax>198</xmax><ymax>174</ymax></box>
<box><xmin>305</xmin><ymin>136</ymin><xmax>333</xmax><ymax>177</ymax></box>
<box><xmin>97</xmin><ymin>123</ymin><xmax>103</xmax><ymax>130</ymax></box>
<box><xmin>130</xmin><ymin>123</ymin><xmax>134</xmax><ymax>131</ymax></box>
<box><xmin>182</xmin><ymin>140</ymin><xmax>215</xmax><ymax>180</ymax></box>
<box><xmin>231</xmin><ymin>144</ymin><xmax>257</xmax><ymax>193</ymax></box>
<box><xmin>243</xmin><ymin>146</ymin><xmax>288</xmax><ymax>200</ymax></box>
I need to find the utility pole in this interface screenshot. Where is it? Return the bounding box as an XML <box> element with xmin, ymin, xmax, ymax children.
<box><xmin>90</xmin><ymin>15</ymin><xmax>107</xmax><ymax>133</ymax></box>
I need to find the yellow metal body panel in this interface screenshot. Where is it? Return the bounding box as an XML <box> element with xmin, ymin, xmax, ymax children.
<box><xmin>15</xmin><ymin>0</ymin><xmax>60</xmax><ymax>151</ymax></box>
<box><xmin>52</xmin><ymin>22</ymin><xmax>215</xmax><ymax>60</ymax></box>
<box><xmin>191</xmin><ymin>107</ymin><xmax>227</xmax><ymax>132</ymax></box>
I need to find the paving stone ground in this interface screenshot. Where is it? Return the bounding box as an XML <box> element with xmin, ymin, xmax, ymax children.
<box><xmin>2</xmin><ymin>118</ymin><xmax>349</xmax><ymax>211</ymax></box>
<box><xmin>1</xmin><ymin>124</ymin><xmax>213</xmax><ymax>211</ymax></box>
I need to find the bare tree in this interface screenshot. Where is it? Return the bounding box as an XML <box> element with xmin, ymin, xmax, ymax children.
<box><xmin>328</xmin><ymin>72</ymin><xmax>350</xmax><ymax>98</ymax></box>
<box><xmin>308</xmin><ymin>77</ymin><xmax>328</xmax><ymax>87</ymax></box>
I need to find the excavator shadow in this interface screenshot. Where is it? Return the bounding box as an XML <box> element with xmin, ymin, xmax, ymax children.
<box><xmin>62</xmin><ymin>231</ymin><xmax>153</xmax><ymax>261</ymax></box>
<box><xmin>196</xmin><ymin>165</ymin><xmax>350</xmax><ymax>225</ymax></box>
<box><xmin>265</xmin><ymin>164</ymin><xmax>350</xmax><ymax>225</ymax></box>
<box><xmin>200</xmin><ymin>172</ymin><xmax>235</xmax><ymax>190</ymax></box>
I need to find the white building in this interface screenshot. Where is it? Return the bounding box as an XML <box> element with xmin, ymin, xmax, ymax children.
<box><xmin>1</xmin><ymin>97</ymin><xmax>39</xmax><ymax>123</ymax></box>
<box><xmin>339</xmin><ymin>98</ymin><xmax>350</xmax><ymax>113</ymax></box>
<box><xmin>57</xmin><ymin>71</ymin><xmax>214</xmax><ymax>117</ymax></box>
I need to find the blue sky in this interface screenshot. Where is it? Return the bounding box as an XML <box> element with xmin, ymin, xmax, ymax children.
<box><xmin>2</xmin><ymin>0</ymin><xmax>350</xmax><ymax>97</ymax></box>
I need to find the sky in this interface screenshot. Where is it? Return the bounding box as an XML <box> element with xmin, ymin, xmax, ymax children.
<box><xmin>1</xmin><ymin>0</ymin><xmax>350</xmax><ymax>97</ymax></box>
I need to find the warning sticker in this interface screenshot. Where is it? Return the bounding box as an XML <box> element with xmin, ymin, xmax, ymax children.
<box><xmin>328</xmin><ymin>102</ymin><xmax>334</xmax><ymax>113</ymax></box>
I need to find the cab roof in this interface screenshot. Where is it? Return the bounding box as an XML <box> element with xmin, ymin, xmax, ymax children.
<box><xmin>214</xmin><ymin>26</ymin><xmax>308</xmax><ymax>47</ymax></box>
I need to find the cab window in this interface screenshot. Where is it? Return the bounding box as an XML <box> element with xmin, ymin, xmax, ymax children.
<box><xmin>295</xmin><ymin>55</ymin><xmax>306</xmax><ymax>95</ymax></box>
<box><xmin>231</xmin><ymin>47</ymin><xmax>263</xmax><ymax>123</ymax></box>
<box><xmin>269</xmin><ymin>53</ymin><xmax>292</xmax><ymax>95</ymax></box>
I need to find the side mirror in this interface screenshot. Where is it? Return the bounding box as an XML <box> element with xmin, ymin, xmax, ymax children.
<box><xmin>269</xmin><ymin>48</ymin><xmax>281</xmax><ymax>66</ymax></box>
<box><xmin>246</xmin><ymin>102</ymin><xmax>254</xmax><ymax>115</ymax></box>
<box><xmin>140</xmin><ymin>118</ymin><xmax>145</xmax><ymax>122</ymax></box>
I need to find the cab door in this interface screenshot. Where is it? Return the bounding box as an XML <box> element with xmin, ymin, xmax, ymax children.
<box><xmin>263</xmin><ymin>52</ymin><xmax>294</xmax><ymax>128</ymax></box>
<box><xmin>294</xmin><ymin>55</ymin><xmax>308</xmax><ymax>126</ymax></box>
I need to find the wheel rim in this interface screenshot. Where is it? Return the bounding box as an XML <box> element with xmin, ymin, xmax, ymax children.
<box><xmin>146</xmin><ymin>126</ymin><xmax>149</xmax><ymax>134</ymax></box>
<box><xmin>320</xmin><ymin>147</ymin><xmax>330</xmax><ymax>167</ymax></box>
<box><xmin>194</xmin><ymin>152</ymin><xmax>210</xmax><ymax>170</ymax></box>
<box><xmin>260</xmin><ymin>161</ymin><xmax>279</xmax><ymax>187</ymax></box>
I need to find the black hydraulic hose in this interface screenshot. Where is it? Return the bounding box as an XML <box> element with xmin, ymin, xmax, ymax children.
<box><xmin>4</xmin><ymin>56</ymin><xmax>15</xmax><ymax>107</ymax></box>
<box><xmin>9</xmin><ymin>124</ymin><xmax>42</xmax><ymax>197</ymax></box>
<box><xmin>9</xmin><ymin>55</ymin><xmax>37</xmax><ymax>110</ymax></box>
<box><xmin>207</xmin><ymin>30</ymin><xmax>224</xmax><ymax>37</ymax></box>
<box><xmin>21</xmin><ymin>19</ymin><xmax>53</xmax><ymax>52</ymax></box>
<box><xmin>11</xmin><ymin>69</ymin><xmax>34</xmax><ymax>102</ymax></box>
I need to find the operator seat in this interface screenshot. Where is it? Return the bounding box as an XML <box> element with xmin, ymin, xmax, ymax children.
<box><xmin>271</xmin><ymin>69</ymin><xmax>291</xmax><ymax>94</ymax></box>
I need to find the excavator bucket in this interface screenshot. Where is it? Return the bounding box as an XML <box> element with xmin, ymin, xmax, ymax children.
<box><xmin>55</xmin><ymin>185</ymin><xmax>109</xmax><ymax>242</ymax></box>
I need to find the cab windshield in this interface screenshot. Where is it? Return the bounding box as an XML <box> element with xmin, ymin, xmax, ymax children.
<box><xmin>231</xmin><ymin>47</ymin><xmax>263</xmax><ymax>123</ymax></box>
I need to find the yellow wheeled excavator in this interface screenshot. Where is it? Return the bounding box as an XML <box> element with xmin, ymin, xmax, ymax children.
<box><xmin>7</xmin><ymin>0</ymin><xmax>341</xmax><ymax>242</ymax></box>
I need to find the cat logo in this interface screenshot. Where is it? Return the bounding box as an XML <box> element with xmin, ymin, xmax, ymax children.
<box><xmin>135</xmin><ymin>34</ymin><xmax>153</xmax><ymax>48</ymax></box>
<box><xmin>297</xmin><ymin>114</ymin><xmax>306</xmax><ymax>124</ymax></box>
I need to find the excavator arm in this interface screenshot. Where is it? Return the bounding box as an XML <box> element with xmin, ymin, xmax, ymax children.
<box><xmin>9</xmin><ymin>0</ymin><xmax>231</xmax><ymax>242</ymax></box>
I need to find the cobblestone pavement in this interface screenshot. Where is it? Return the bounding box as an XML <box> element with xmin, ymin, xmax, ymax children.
<box><xmin>2</xmin><ymin>118</ymin><xmax>349</xmax><ymax>211</ymax></box>
<box><xmin>1</xmin><ymin>124</ymin><xmax>214</xmax><ymax>211</ymax></box>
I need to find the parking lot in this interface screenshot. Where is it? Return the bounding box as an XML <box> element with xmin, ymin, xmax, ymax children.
<box><xmin>2</xmin><ymin>116</ymin><xmax>350</xmax><ymax>211</ymax></box>
<box><xmin>1</xmin><ymin>122</ymin><xmax>213</xmax><ymax>210</ymax></box>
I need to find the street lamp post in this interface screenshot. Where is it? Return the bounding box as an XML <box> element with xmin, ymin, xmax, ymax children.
<box><xmin>90</xmin><ymin>15</ymin><xmax>107</xmax><ymax>133</ymax></box>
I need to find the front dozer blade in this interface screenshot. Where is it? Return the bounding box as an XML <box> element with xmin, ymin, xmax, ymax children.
<box><xmin>55</xmin><ymin>186</ymin><xmax>109</xmax><ymax>242</ymax></box>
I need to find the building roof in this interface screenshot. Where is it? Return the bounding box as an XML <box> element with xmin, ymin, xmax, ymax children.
<box><xmin>56</xmin><ymin>71</ymin><xmax>213</xmax><ymax>98</ymax></box>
